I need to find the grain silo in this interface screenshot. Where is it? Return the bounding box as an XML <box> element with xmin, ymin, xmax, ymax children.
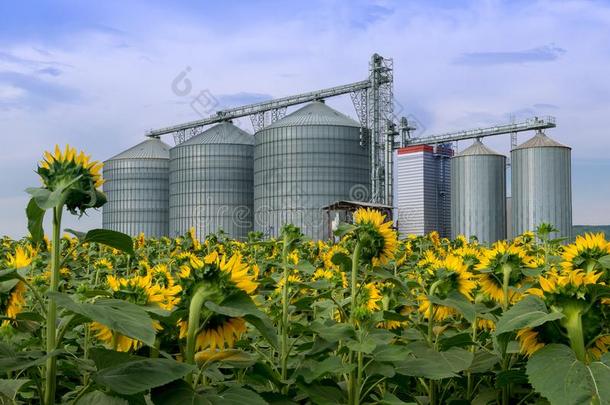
<box><xmin>102</xmin><ymin>138</ymin><xmax>170</xmax><ymax>237</ymax></box>
<box><xmin>254</xmin><ymin>101</ymin><xmax>370</xmax><ymax>240</ymax></box>
<box><xmin>511</xmin><ymin>132</ymin><xmax>572</xmax><ymax>239</ymax></box>
<box><xmin>169</xmin><ymin>122</ymin><xmax>254</xmax><ymax>240</ymax></box>
<box><xmin>451</xmin><ymin>140</ymin><xmax>506</xmax><ymax>243</ymax></box>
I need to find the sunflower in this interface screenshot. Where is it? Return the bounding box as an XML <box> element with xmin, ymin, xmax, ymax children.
<box><xmin>91</xmin><ymin>321</ymin><xmax>163</xmax><ymax>352</ymax></box>
<box><xmin>178</xmin><ymin>264</ymin><xmax>191</xmax><ymax>279</ymax></box>
<box><xmin>417</xmin><ymin>295</ymin><xmax>456</xmax><ymax>321</ymax></box>
<box><xmin>476</xmin><ymin>241</ymin><xmax>533</xmax><ymax>272</ymax></box>
<box><xmin>562</xmin><ymin>233</ymin><xmax>610</xmax><ymax>276</ymax></box>
<box><xmin>433</xmin><ymin>254</ymin><xmax>476</xmax><ymax>298</ymax></box>
<box><xmin>516</xmin><ymin>328</ymin><xmax>545</xmax><ymax>357</ymax></box>
<box><xmin>417</xmin><ymin>255</ymin><xmax>477</xmax><ymax>320</ymax></box>
<box><xmin>147</xmin><ymin>264</ymin><xmax>182</xmax><ymax>306</ymax></box>
<box><xmin>353</xmin><ymin>208</ymin><xmax>398</xmax><ymax>266</ymax></box>
<box><xmin>588</xmin><ymin>335</ymin><xmax>610</xmax><ymax>360</ymax></box>
<box><xmin>187</xmin><ymin>227</ymin><xmax>201</xmax><ymax>251</ymax></box>
<box><xmin>179</xmin><ymin>317</ymin><xmax>247</xmax><ymax>351</ymax></box>
<box><xmin>135</xmin><ymin>233</ymin><xmax>146</xmax><ymax>249</ymax></box>
<box><xmin>453</xmin><ymin>246</ymin><xmax>481</xmax><ymax>270</ymax></box>
<box><xmin>475</xmin><ymin>241</ymin><xmax>533</xmax><ymax>305</ymax></box>
<box><xmin>361</xmin><ymin>283</ymin><xmax>382</xmax><ymax>312</ymax></box>
<box><xmin>417</xmin><ymin>250</ymin><xmax>441</xmax><ymax>271</ymax></box>
<box><xmin>377</xmin><ymin>306</ymin><xmax>414</xmax><ymax>330</ymax></box>
<box><xmin>37</xmin><ymin>145</ymin><xmax>105</xmax><ymax>213</ymax></box>
<box><xmin>287</xmin><ymin>251</ymin><xmax>299</xmax><ymax>265</ymax></box>
<box><xmin>322</xmin><ymin>244</ymin><xmax>349</xmax><ymax>271</ymax></box>
<box><xmin>275</xmin><ymin>273</ymin><xmax>303</xmax><ymax>293</ymax></box>
<box><xmin>453</xmin><ymin>234</ymin><xmax>469</xmax><ymax>248</ymax></box>
<box><xmin>429</xmin><ymin>231</ymin><xmax>441</xmax><ymax>247</ymax></box>
<box><xmin>350</xmin><ymin>282</ymin><xmax>383</xmax><ymax>322</ymax></box>
<box><xmin>478</xmin><ymin>273</ymin><xmax>522</xmax><ymax>304</ymax></box>
<box><xmin>312</xmin><ymin>267</ymin><xmax>348</xmax><ymax>289</ymax></box>
<box><xmin>176</xmin><ymin>251</ymin><xmax>204</xmax><ymax>270</ymax></box>
<box><xmin>5</xmin><ymin>245</ymin><xmax>36</xmax><ymax>268</ymax></box>
<box><xmin>529</xmin><ymin>268</ymin><xmax>603</xmax><ymax>299</ymax></box>
<box><xmin>92</xmin><ymin>274</ymin><xmax>179</xmax><ymax>351</ymax></box>
<box><xmin>218</xmin><ymin>253</ymin><xmax>258</xmax><ymax>295</ymax></box>
<box><xmin>476</xmin><ymin>318</ymin><xmax>496</xmax><ymax>331</ymax></box>
<box><xmin>312</xmin><ymin>268</ymin><xmax>334</xmax><ymax>282</ymax></box>
<box><xmin>1</xmin><ymin>281</ymin><xmax>27</xmax><ymax>326</ymax></box>
<box><xmin>394</xmin><ymin>240</ymin><xmax>413</xmax><ymax>268</ymax></box>
<box><xmin>93</xmin><ymin>258</ymin><xmax>113</xmax><ymax>270</ymax></box>
<box><xmin>513</xmin><ymin>231</ymin><xmax>535</xmax><ymax>247</ymax></box>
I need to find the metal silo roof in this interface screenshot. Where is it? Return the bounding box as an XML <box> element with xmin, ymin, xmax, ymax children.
<box><xmin>106</xmin><ymin>138</ymin><xmax>170</xmax><ymax>161</ymax></box>
<box><xmin>266</xmin><ymin>101</ymin><xmax>360</xmax><ymax>129</ymax></box>
<box><xmin>455</xmin><ymin>139</ymin><xmax>504</xmax><ymax>157</ymax></box>
<box><xmin>178</xmin><ymin>121</ymin><xmax>253</xmax><ymax>146</ymax></box>
<box><xmin>512</xmin><ymin>132</ymin><xmax>570</xmax><ymax>150</ymax></box>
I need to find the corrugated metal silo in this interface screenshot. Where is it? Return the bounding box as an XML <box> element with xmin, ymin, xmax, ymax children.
<box><xmin>169</xmin><ymin>122</ymin><xmax>254</xmax><ymax>240</ymax></box>
<box><xmin>451</xmin><ymin>140</ymin><xmax>506</xmax><ymax>243</ymax></box>
<box><xmin>102</xmin><ymin>138</ymin><xmax>170</xmax><ymax>237</ymax></box>
<box><xmin>511</xmin><ymin>132</ymin><xmax>572</xmax><ymax>238</ymax></box>
<box><xmin>254</xmin><ymin>101</ymin><xmax>370</xmax><ymax>240</ymax></box>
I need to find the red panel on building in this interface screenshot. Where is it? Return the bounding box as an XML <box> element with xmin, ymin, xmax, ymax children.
<box><xmin>396</xmin><ymin>145</ymin><xmax>433</xmax><ymax>154</ymax></box>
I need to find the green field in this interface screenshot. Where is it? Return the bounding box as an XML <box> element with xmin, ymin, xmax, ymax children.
<box><xmin>573</xmin><ymin>225</ymin><xmax>610</xmax><ymax>238</ymax></box>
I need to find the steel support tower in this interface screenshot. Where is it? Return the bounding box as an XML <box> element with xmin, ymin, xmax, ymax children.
<box><xmin>147</xmin><ymin>53</ymin><xmax>396</xmax><ymax>204</ymax></box>
<box><xmin>146</xmin><ymin>53</ymin><xmax>556</xmax><ymax>207</ymax></box>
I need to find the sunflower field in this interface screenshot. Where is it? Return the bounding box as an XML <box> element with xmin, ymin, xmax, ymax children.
<box><xmin>0</xmin><ymin>146</ymin><xmax>609</xmax><ymax>405</ymax></box>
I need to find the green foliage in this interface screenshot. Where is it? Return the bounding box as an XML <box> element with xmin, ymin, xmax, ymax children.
<box><xmin>494</xmin><ymin>295</ymin><xmax>564</xmax><ymax>335</ymax></box>
<box><xmin>94</xmin><ymin>358</ymin><xmax>195</xmax><ymax>395</ymax></box>
<box><xmin>527</xmin><ymin>344</ymin><xmax>610</xmax><ymax>405</ymax></box>
<box><xmin>50</xmin><ymin>292</ymin><xmax>157</xmax><ymax>346</ymax></box>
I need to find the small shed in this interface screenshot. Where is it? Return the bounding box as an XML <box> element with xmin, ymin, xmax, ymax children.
<box><xmin>321</xmin><ymin>200</ymin><xmax>393</xmax><ymax>239</ymax></box>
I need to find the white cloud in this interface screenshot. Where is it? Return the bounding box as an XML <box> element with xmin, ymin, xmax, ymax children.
<box><xmin>2</xmin><ymin>0</ymin><xmax>610</xmax><ymax>236</ymax></box>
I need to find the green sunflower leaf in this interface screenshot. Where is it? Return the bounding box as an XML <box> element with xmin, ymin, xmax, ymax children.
<box><xmin>526</xmin><ymin>344</ymin><xmax>610</xmax><ymax>405</ymax></box>
<box><xmin>0</xmin><ymin>378</ymin><xmax>30</xmax><ymax>401</ymax></box>
<box><xmin>94</xmin><ymin>358</ymin><xmax>195</xmax><ymax>395</ymax></box>
<box><xmin>65</xmin><ymin>228</ymin><xmax>135</xmax><ymax>256</ymax></box>
<box><xmin>394</xmin><ymin>342</ymin><xmax>474</xmax><ymax>379</ymax></box>
<box><xmin>0</xmin><ymin>345</ymin><xmax>65</xmax><ymax>372</ymax></box>
<box><xmin>428</xmin><ymin>291</ymin><xmax>476</xmax><ymax>323</ymax></box>
<box><xmin>152</xmin><ymin>380</ymin><xmax>268</xmax><ymax>405</ymax></box>
<box><xmin>49</xmin><ymin>292</ymin><xmax>156</xmax><ymax>346</ymax></box>
<box><xmin>205</xmin><ymin>291</ymin><xmax>278</xmax><ymax>349</ymax></box>
<box><xmin>25</xmin><ymin>187</ymin><xmax>65</xmax><ymax>210</ymax></box>
<box><xmin>597</xmin><ymin>255</ymin><xmax>610</xmax><ymax>270</ymax></box>
<box><xmin>494</xmin><ymin>295</ymin><xmax>564</xmax><ymax>335</ymax></box>
<box><xmin>76</xmin><ymin>391</ymin><xmax>129</xmax><ymax>405</ymax></box>
<box><xmin>26</xmin><ymin>197</ymin><xmax>45</xmax><ymax>245</ymax></box>
<box><xmin>297</xmin><ymin>356</ymin><xmax>355</xmax><ymax>384</ymax></box>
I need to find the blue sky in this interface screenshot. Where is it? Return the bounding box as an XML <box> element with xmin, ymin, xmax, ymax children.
<box><xmin>1</xmin><ymin>0</ymin><xmax>609</xmax><ymax>238</ymax></box>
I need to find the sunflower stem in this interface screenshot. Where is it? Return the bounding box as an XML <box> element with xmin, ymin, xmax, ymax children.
<box><xmin>111</xmin><ymin>332</ymin><xmax>118</xmax><ymax>351</ymax></box>
<box><xmin>185</xmin><ymin>284</ymin><xmax>213</xmax><ymax>385</ymax></box>
<box><xmin>44</xmin><ymin>205</ymin><xmax>62</xmax><ymax>405</ymax></box>
<box><xmin>501</xmin><ymin>264</ymin><xmax>512</xmax><ymax>311</ymax></box>
<box><xmin>562</xmin><ymin>303</ymin><xmax>587</xmax><ymax>362</ymax></box>
<box><xmin>280</xmin><ymin>234</ymin><xmax>292</xmax><ymax>394</ymax></box>
<box><xmin>348</xmin><ymin>241</ymin><xmax>362</xmax><ymax>405</ymax></box>
<box><xmin>500</xmin><ymin>264</ymin><xmax>513</xmax><ymax>405</ymax></box>
<box><xmin>426</xmin><ymin>280</ymin><xmax>442</xmax><ymax>405</ymax></box>
<box><xmin>466</xmin><ymin>318</ymin><xmax>477</xmax><ymax>400</ymax></box>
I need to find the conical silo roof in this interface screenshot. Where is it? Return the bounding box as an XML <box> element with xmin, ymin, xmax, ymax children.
<box><xmin>512</xmin><ymin>132</ymin><xmax>570</xmax><ymax>150</ymax></box>
<box><xmin>179</xmin><ymin>121</ymin><xmax>253</xmax><ymax>146</ymax></box>
<box><xmin>455</xmin><ymin>139</ymin><xmax>504</xmax><ymax>157</ymax></box>
<box><xmin>266</xmin><ymin>101</ymin><xmax>360</xmax><ymax>129</ymax></box>
<box><xmin>106</xmin><ymin>138</ymin><xmax>170</xmax><ymax>161</ymax></box>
